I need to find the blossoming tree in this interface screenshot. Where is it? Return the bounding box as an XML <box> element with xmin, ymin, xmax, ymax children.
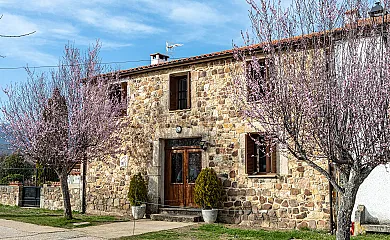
<box><xmin>235</xmin><ymin>0</ymin><xmax>390</xmax><ymax>239</ymax></box>
<box><xmin>1</xmin><ymin>42</ymin><xmax>122</xmax><ymax>219</ymax></box>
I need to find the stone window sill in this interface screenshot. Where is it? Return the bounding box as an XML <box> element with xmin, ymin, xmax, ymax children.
<box><xmin>168</xmin><ymin>108</ymin><xmax>191</xmax><ymax>113</ymax></box>
<box><xmin>247</xmin><ymin>174</ymin><xmax>278</xmax><ymax>178</ymax></box>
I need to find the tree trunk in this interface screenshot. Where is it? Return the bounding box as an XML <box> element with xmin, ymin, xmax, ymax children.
<box><xmin>336</xmin><ymin>186</ymin><xmax>359</xmax><ymax>240</ymax></box>
<box><xmin>59</xmin><ymin>170</ymin><xmax>72</xmax><ymax>219</ymax></box>
<box><xmin>81</xmin><ymin>153</ymin><xmax>87</xmax><ymax>214</ymax></box>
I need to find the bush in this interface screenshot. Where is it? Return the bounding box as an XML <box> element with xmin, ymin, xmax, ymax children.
<box><xmin>36</xmin><ymin>163</ymin><xmax>59</xmax><ymax>186</ymax></box>
<box><xmin>194</xmin><ymin>168</ymin><xmax>223</xmax><ymax>209</ymax></box>
<box><xmin>0</xmin><ymin>153</ymin><xmax>34</xmax><ymax>184</ymax></box>
<box><xmin>128</xmin><ymin>173</ymin><xmax>148</xmax><ymax>206</ymax></box>
<box><xmin>0</xmin><ymin>173</ymin><xmax>24</xmax><ymax>184</ymax></box>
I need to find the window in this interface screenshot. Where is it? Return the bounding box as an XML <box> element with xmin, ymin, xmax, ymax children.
<box><xmin>169</xmin><ymin>72</ymin><xmax>191</xmax><ymax>110</ymax></box>
<box><xmin>171</xmin><ymin>152</ymin><xmax>183</xmax><ymax>183</ymax></box>
<box><xmin>109</xmin><ymin>82</ymin><xmax>128</xmax><ymax>116</ymax></box>
<box><xmin>246</xmin><ymin>133</ymin><xmax>276</xmax><ymax>175</ymax></box>
<box><xmin>246</xmin><ymin>59</ymin><xmax>267</xmax><ymax>102</ymax></box>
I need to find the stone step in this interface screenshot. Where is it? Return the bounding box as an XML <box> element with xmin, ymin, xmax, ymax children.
<box><xmin>150</xmin><ymin>213</ymin><xmax>202</xmax><ymax>222</ymax></box>
<box><xmin>160</xmin><ymin>207</ymin><xmax>202</xmax><ymax>216</ymax></box>
<box><xmin>363</xmin><ymin>224</ymin><xmax>390</xmax><ymax>233</ymax></box>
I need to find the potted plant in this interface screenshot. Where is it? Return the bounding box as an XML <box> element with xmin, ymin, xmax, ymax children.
<box><xmin>194</xmin><ymin>168</ymin><xmax>223</xmax><ymax>223</ymax></box>
<box><xmin>128</xmin><ymin>173</ymin><xmax>148</xmax><ymax>219</ymax></box>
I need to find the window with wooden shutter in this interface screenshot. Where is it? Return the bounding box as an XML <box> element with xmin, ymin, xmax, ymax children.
<box><xmin>109</xmin><ymin>82</ymin><xmax>128</xmax><ymax>116</ymax></box>
<box><xmin>246</xmin><ymin>134</ymin><xmax>256</xmax><ymax>175</ymax></box>
<box><xmin>245</xmin><ymin>133</ymin><xmax>277</xmax><ymax>175</ymax></box>
<box><xmin>186</xmin><ymin>72</ymin><xmax>191</xmax><ymax>108</ymax></box>
<box><xmin>271</xmin><ymin>143</ymin><xmax>277</xmax><ymax>173</ymax></box>
<box><xmin>169</xmin><ymin>72</ymin><xmax>191</xmax><ymax>110</ymax></box>
<box><xmin>121</xmin><ymin>82</ymin><xmax>128</xmax><ymax>116</ymax></box>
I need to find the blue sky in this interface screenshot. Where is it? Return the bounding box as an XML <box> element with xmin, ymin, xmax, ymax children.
<box><xmin>0</xmin><ymin>0</ymin><xmax>291</xmax><ymax>102</ymax></box>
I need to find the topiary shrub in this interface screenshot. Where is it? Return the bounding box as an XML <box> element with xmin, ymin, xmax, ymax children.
<box><xmin>128</xmin><ymin>173</ymin><xmax>148</xmax><ymax>206</ymax></box>
<box><xmin>194</xmin><ymin>168</ymin><xmax>223</xmax><ymax>209</ymax></box>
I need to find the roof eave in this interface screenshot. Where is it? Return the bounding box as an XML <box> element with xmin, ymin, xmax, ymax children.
<box><xmin>119</xmin><ymin>52</ymin><xmax>235</xmax><ymax>77</ymax></box>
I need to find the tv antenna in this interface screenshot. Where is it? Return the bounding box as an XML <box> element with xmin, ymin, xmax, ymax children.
<box><xmin>166</xmin><ymin>41</ymin><xmax>183</xmax><ymax>57</ymax></box>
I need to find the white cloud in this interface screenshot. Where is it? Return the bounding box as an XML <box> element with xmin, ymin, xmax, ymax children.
<box><xmin>75</xmin><ymin>9</ymin><xmax>163</xmax><ymax>34</ymax></box>
<box><xmin>168</xmin><ymin>2</ymin><xmax>228</xmax><ymax>25</ymax></box>
<box><xmin>128</xmin><ymin>0</ymin><xmax>230</xmax><ymax>26</ymax></box>
<box><xmin>0</xmin><ymin>14</ymin><xmax>38</xmax><ymax>37</ymax></box>
<box><xmin>0</xmin><ymin>12</ymin><xmax>132</xmax><ymax>66</ymax></box>
<box><xmin>0</xmin><ymin>36</ymin><xmax>58</xmax><ymax>66</ymax></box>
<box><xmin>50</xmin><ymin>26</ymin><xmax>79</xmax><ymax>38</ymax></box>
<box><xmin>1</xmin><ymin>1</ymin><xmax>163</xmax><ymax>36</ymax></box>
<box><xmin>100</xmin><ymin>40</ymin><xmax>133</xmax><ymax>50</ymax></box>
<box><xmin>0</xmin><ymin>0</ymin><xmax>249</xmax><ymax>66</ymax></box>
<box><xmin>105</xmin><ymin>17</ymin><xmax>159</xmax><ymax>34</ymax></box>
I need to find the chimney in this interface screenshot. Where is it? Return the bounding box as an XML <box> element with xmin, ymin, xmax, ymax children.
<box><xmin>150</xmin><ymin>53</ymin><xmax>169</xmax><ymax>65</ymax></box>
<box><xmin>345</xmin><ymin>9</ymin><xmax>359</xmax><ymax>25</ymax></box>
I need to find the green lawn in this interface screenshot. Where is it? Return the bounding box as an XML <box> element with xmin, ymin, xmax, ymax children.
<box><xmin>1</xmin><ymin>205</ymin><xmax>389</xmax><ymax>239</ymax></box>
<box><xmin>118</xmin><ymin>224</ymin><xmax>390</xmax><ymax>240</ymax></box>
<box><xmin>0</xmin><ymin>204</ymin><xmax>129</xmax><ymax>228</ymax></box>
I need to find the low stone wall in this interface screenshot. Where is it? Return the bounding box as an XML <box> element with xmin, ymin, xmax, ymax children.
<box><xmin>0</xmin><ymin>184</ymin><xmax>22</xmax><ymax>206</ymax></box>
<box><xmin>40</xmin><ymin>183</ymin><xmax>82</xmax><ymax>211</ymax></box>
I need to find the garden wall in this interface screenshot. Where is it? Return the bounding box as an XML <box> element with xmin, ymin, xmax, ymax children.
<box><xmin>0</xmin><ymin>175</ymin><xmax>82</xmax><ymax>212</ymax></box>
<box><xmin>0</xmin><ymin>184</ymin><xmax>22</xmax><ymax>206</ymax></box>
<box><xmin>40</xmin><ymin>182</ymin><xmax>82</xmax><ymax>211</ymax></box>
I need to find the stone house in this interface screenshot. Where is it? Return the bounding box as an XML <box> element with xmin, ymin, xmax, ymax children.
<box><xmin>85</xmin><ymin>47</ymin><xmax>331</xmax><ymax>230</ymax></box>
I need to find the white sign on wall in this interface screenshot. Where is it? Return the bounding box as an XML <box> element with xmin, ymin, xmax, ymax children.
<box><xmin>120</xmin><ymin>155</ymin><xmax>128</xmax><ymax>168</ymax></box>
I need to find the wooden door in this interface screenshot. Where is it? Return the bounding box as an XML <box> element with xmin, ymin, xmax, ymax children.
<box><xmin>165</xmin><ymin>149</ymin><xmax>202</xmax><ymax>207</ymax></box>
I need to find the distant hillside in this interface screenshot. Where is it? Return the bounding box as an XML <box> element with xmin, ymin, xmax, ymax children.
<box><xmin>0</xmin><ymin>126</ymin><xmax>12</xmax><ymax>155</ymax></box>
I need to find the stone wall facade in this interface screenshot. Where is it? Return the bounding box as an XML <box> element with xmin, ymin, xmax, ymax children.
<box><xmin>40</xmin><ymin>183</ymin><xmax>81</xmax><ymax>211</ymax></box>
<box><xmin>0</xmin><ymin>184</ymin><xmax>22</xmax><ymax>206</ymax></box>
<box><xmin>220</xmin><ymin>160</ymin><xmax>330</xmax><ymax>229</ymax></box>
<box><xmin>86</xmin><ymin>56</ymin><xmax>331</xmax><ymax>229</ymax></box>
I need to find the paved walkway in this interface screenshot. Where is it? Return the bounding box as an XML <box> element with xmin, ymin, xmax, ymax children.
<box><xmin>0</xmin><ymin>219</ymin><xmax>195</xmax><ymax>239</ymax></box>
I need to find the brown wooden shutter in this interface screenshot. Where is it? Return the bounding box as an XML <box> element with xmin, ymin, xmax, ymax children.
<box><xmin>169</xmin><ymin>76</ymin><xmax>178</xmax><ymax>110</ymax></box>
<box><xmin>121</xmin><ymin>82</ymin><xmax>127</xmax><ymax>103</ymax></box>
<box><xmin>271</xmin><ymin>143</ymin><xmax>277</xmax><ymax>173</ymax></box>
<box><xmin>120</xmin><ymin>82</ymin><xmax>128</xmax><ymax>116</ymax></box>
<box><xmin>186</xmin><ymin>72</ymin><xmax>191</xmax><ymax>109</ymax></box>
<box><xmin>246</xmin><ymin>134</ymin><xmax>255</xmax><ymax>175</ymax></box>
<box><xmin>266</xmin><ymin>141</ymin><xmax>271</xmax><ymax>173</ymax></box>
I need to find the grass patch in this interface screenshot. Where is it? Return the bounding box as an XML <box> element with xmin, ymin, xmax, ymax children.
<box><xmin>0</xmin><ymin>204</ymin><xmax>129</xmax><ymax>229</ymax></box>
<box><xmin>118</xmin><ymin>224</ymin><xmax>390</xmax><ymax>240</ymax></box>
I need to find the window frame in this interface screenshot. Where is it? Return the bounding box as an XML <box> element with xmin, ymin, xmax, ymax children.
<box><xmin>245</xmin><ymin>133</ymin><xmax>277</xmax><ymax>176</ymax></box>
<box><xmin>169</xmin><ymin>72</ymin><xmax>191</xmax><ymax>111</ymax></box>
